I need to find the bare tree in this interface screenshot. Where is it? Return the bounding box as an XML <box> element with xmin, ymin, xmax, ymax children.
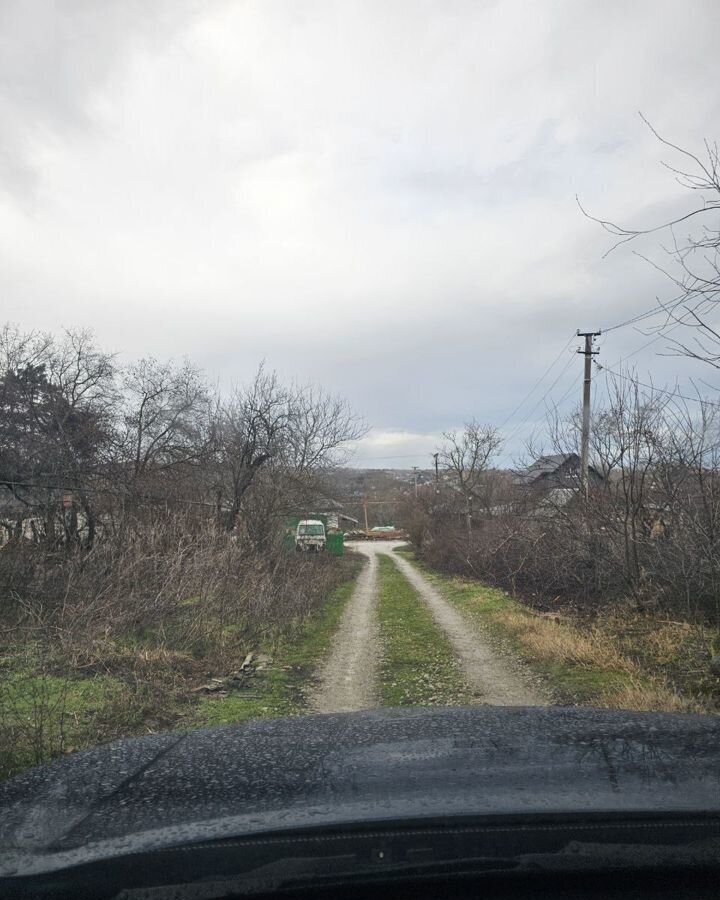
<box><xmin>119</xmin><ymin>357</ymin><xmax>209</xmax><ymax>486</ymax></box>
<box><xmin>209</xmin><ymin>367</ymin><xmax>290</xmax><ymax>531</ymax></box>
<box><xmin>591</xmin><ymin>375</ymin><xmax>671</xmax><ymax>601</ymax></box>
<box><xmin>0</xmin><ymin>327</ymin><xmax>116</xmax><ymax>547</ymax></box>
<box><xmin>582</xmin><ymin>117</ymin><xmax>720</xmax><ymax>370</ymax></box>
<box><xmin>439</xmin><ymin>421</ymin><xmax>503</xmax><ymax>543</ymax></box>
<box><xmin>284</xmin><ymin>384</ymin><xmax>365</xmax><ymax>474</ymax></box>
<box><xmin>211</xmin><ymin>370</ymin><xmax>365</xmax><ymax>537</ymax></box>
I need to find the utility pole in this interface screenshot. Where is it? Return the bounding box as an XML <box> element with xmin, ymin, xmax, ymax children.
<box><xmin>412</xmin><ymin>466</ymin><xmax>419</xmax><ymax>498</ymax></box>
<box><xmin>432</xmin><ymin>452</ymin><xmax>440</xmax><ymax>494</ymax></box>
<box><xmin>363</xmin><ymin>498</ymin><xmax>369</xmax><ymax>534</ymax></box>
<box><xmin>577</xmin><ymin>330</ymin><xmax>601</xmax><ymax>500</ymax></box>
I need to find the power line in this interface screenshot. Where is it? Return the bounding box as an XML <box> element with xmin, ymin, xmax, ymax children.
<box><xmin>601</xmin><ymin>291</ymin><xmax>688</xmax><ymax>334</ymax></box>
<box><xmin>594</xmin><ymin>360</ymin><xmax>720</xmax><ymax>408</ymax></box>
<box><xmin>0</xmin><ymin>479</ymin><xmax>221</xmax><ymax>508</ymax></box>
<box><xmin>498</xmin><ymin>333</ymin><xmax>576</xmax><ymax>429</ymax></box>
<box><xmin>553</xmin><ymin>369</ymin><xmax>583</xmax><ymax>409</ymax></box>
<box><xmin>605</xmin><ymin>295</ymin><xmax>718</xmax><ymax>368</ymax></box>
<box><xmin>350</xmin><ymin>452</ymin><xmax>433</xmax><ymax>462</ymax></box>
<box><xmin>504</xmin><ymin>351</ymin><xmax>578</xmax><ymax>444</ymax></box>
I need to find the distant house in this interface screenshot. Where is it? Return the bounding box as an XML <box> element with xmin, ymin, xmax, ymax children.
<box><xmin>0</xmin><ymin>487</ymin><xmax>88</xmax><ymax>546</ymax></box>
<box><xmin>515</xmin><ymin>453</ymin><xmax>604</xmax><ymax>491</ymax></box>
<box><xmin>295</xmin><ymin>497</ymin><xmax>359</xmax><ymax>532</ymax></box>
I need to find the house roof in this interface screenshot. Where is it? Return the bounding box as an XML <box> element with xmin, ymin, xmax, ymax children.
<box><xmin>514</xmin><ymin>453</ymin><xmax>579</xmax><ymax>484</ymax></box>
<box><xmin>527</xmin><ymin>453</ymin><xmax>579</xmax><ymax>476</ymax></box>
<box><xmin>515</xmin><ymin>452</ymin><xmax>605</xmax><ymax>487</ymax></box>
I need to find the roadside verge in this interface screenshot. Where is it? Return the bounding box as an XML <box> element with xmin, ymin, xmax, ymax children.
<box><xmin>190</xmin><ymin>554</ymin><xmax>364</xmax><ymax>726</ymax></box>
<box><xmin>394</xmin><ymin>547</ymin><xmax>708</xmax><ymax>713</ymax></box>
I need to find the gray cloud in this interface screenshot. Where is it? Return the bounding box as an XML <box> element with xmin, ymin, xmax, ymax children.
<box><xmin>1</xmin><ymin>0</ymin><xmax>719</xmax><ymax>467</ymax></box>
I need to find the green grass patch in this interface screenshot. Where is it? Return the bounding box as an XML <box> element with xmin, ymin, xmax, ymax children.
<box><xmin>191</xmin><ymin>559</ymin><xmax>362</xmax><ymax>727</ymax></box>
<box><xmin>193</xmin><ymin>667</ymin><xmax>296</xmax><ymax>726</ymax></box>
<box><xmin>0</xmin><ymin>668</ymin><xmax>131</xmax><ymax>780</ymax></box>
<box><xmin>0</xmin><ymin>557</ymin><xmax>364</xmax><ymax>780</ymax></box>
<box><xmin>377</xmin><ymin>555</ymin><xmax>474</xmax><ymax>707</ymax></box>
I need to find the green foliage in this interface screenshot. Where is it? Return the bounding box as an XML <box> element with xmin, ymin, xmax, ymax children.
<box><xmin>0</xmin><ymin>665</ymin><xmax>128</xmax><ymax>779</ymax></box>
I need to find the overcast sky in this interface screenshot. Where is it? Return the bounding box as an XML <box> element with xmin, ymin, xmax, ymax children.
<box><xmin>2</xmin><ymin>0</ymin><xmax>720</xmax><ymax>467</ymax></box>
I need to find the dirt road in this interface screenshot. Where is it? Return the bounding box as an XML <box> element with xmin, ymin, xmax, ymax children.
<box><xmin>311</xmin><ymin>542</ymin><xmax>547</xmax><ymax>713</ymax></box>
<box><xmin>310</xmin><ymin>544</ymin><xmax>380</xmax><ymax>713</ymax></box>
<box><xmin>387</xmin><ymin>548</ymin><xmax>548</xmax><ymax>706</ymax></box>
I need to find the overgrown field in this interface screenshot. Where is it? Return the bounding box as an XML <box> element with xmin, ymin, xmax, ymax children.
<box><xmin>395</xmin><ymin>547</ymin><xmax>719</xmax><ymax>714</ymax></box>
<box><xmin>0</xmin><ymin>521</ymin><xmax>361</xmax><ymax>780</ymax></box>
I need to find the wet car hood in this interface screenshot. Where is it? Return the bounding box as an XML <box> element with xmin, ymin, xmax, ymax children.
<box><xmin>1</xmin><ymin>705</ymin><xmax>719</xmax><ymax>876</ymax></box>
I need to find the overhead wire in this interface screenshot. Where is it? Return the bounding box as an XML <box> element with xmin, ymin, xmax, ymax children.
<box><xmin>603</xmin><ymin>294</ymin><xmax>718</xmax><ymax>368</ymax></box>
<box><xmin>553</xmin><ymin>370</ymin><xmax>583</xmax><ymax>410</ymax></box>
<box><xmin>497</xmin><ymin>332</ymin><xmax>577</xmax><ymax>430</ymax></box>
<box><xmin>593</xmin><ymin>359</ymin><xmax>720</xmax><ymax>408</ymax></box>
<box><xmin>601</xmin><ymin>290</ymin><xmax>689</xmax><ymax>334</ymax></box>
<box><xmin>594</xmin><ymin>296</ymin><xmax>719</xmax><ymax>404</ymax></box>
<box><xmin>353</xmin><ymin>332</ymin><xmax>579</xmax><ymax>461</ymax></box>
<box><xmin>350</xmin><ymin>452</ymin><xmax>432</xmax><ymax>462</ymax></box>
<box><xmin>504</xmin><ymin>350</ymin><xmax>579</xmax><ymax>444</ymax></box>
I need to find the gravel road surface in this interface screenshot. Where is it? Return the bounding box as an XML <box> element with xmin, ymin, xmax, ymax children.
<box><xmin>312</xmin><ymin>542</ymin><xmax>548</xmax><ymax>712</ymax></box>
<box><xmin>384</xmin><ymin>545</ymin><xmax>549</xmax><ymax>706</ymax></box>
<box><xmin>310</xmin><ymin>544</ymin><xmax>380</xmax><ymax>713</ymax></box>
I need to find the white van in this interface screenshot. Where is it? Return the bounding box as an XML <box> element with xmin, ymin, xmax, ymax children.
<box><xmin>295</xmin><ymin>519</ymin><xmax>326</xmax><ymax>552</ymax></box>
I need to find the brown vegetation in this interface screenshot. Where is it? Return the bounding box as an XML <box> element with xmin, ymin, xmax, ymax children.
<box><xmin>402</xmin><ymin>373</ymin><xmax>720</xmax><ymax>711</ymax></box>
<box><xmin>0</xmin><ymin>325</ymin><xmax>363</xmax><ymax>775</ymax></box>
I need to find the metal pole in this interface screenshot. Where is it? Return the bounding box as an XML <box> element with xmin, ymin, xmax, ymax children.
<box><xmin>577</xmin><ymin>331</ymin><xmax>600</xmax><ymax>500</ymax></box>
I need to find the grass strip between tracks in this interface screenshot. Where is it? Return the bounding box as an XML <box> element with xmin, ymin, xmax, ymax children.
<box><xmin>377</xmin><ymin>554</ymin><xmax>474</xmax><ymax>708</ymax></box>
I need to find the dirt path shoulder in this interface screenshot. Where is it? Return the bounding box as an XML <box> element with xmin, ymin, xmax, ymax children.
<box><xmin>309</xmin><ymin>546</ymin><xmax>380</xmax><ymax>713</ymax></box>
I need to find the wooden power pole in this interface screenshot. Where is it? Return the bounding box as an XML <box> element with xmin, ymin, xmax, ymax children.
<box><xmin>577</xmin><ymin>330</ymin><xmax>601</xmax><ymax>499</ymax></box>
<box><xmin>433</xmin><ymin>452</ymin><xmax>440</xmax><ymax>493</ymax></box>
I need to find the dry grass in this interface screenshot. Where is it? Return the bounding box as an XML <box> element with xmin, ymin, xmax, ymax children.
<box><xmin>0</xmin><ymin>518</ymin><xmax>361</xmax><ymax>778</ymax></box>
<box><xmin>598</xmin><ymin>680</ymin><xmax>699</xmax><ymax>713</ymax></box>
<box><xmin>489</xmin><ymin>607</ymin><xmax>710</xmax><ymax>712</ymax></box>
<box><xmin>405</xmin><ymin>555</ymin><xmax>718</xmax><ymax>714</ymax></box>
<box><xmin>490</xmin><ymin>607</ymin><xmax>635</xmax><ymax>673</ymax></box>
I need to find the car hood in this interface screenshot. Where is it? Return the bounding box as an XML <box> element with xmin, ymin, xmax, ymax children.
<box><xmin>1</xmin><ymin>705</ymin><xmax>719</xmax><ymax>876</ymax></box>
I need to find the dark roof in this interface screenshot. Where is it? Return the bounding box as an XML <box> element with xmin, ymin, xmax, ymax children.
<box><xmin>514</xmin><ymin>453</ymin><xmax>579</xmax><ymax>485</ymax></box>
<box><xmin>515</xmin><ymin>452</ymin><xmax>605</xmax><ymax>488</ymax></box>
<box><xmin>525</xmin><ymin>453</ymin><xmax>579</xmax><ymax>478</ymax></box>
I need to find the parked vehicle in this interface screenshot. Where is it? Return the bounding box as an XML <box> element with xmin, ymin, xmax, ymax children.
<box><xmin>295</xmin><ymin>519</ymin><xmax>326</xmax><ymax>552</ymax></box>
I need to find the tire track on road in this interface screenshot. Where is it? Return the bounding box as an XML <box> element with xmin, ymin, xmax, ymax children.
<box><xmin>310</xmin><ymin>545</ymin><xmax>380</xmax><ymax>713</ymax></box>
<box><xmin>381</xmin><ymin>545</ymin><xmax>549</xmax><ymax>706</ymax></box>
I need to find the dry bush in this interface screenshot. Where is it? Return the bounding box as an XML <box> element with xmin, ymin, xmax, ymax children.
<box><xmin>2</xmin><ymin>508</ymin><xmax>341</xmax><ymax>658</ymax></box>
<box><xmin>0</xmin><ymin>507</ymin><xmax>348</xmax><ymax>774</ymax></box>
